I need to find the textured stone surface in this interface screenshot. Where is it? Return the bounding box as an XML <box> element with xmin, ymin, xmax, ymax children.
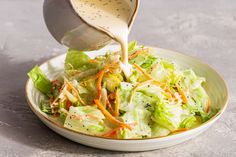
<box><xmin>0</xmin><ymin>0</ymin><xmax>235</xmax><ymax>156</ymax></box>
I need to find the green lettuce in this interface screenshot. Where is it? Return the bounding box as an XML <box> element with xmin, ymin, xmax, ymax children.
<box><xmin>40</xmin><ymin>100</ymin><xmax>52</xmax><ymax>114</ymax></box>
<box><xmin>59</xmin><ymin>101</ymin><xmax>67</xmax><ymax>120</ymax></box>
<box><xmin>152</xmin><ymin>102</ymin><xmax>183</xmax><ymax>131</ymax></box>
<box><xmin>151</xmin><ymin>123</ymin><xmax>170</xmax><ymax>137</ymax></box>
<box><xmin>120</xmin><ymin>108</ymin><xmax>152</xmax><ymax>139</ymax></box>
<box><xmin>103</xmin><ymin>74</ymin><xmax>122</xmax><ymax>92</ymax></box>
<box><xmin>129</xmin><ymin>53</ymin><xmax>148</xmax><ymax>65</ymax></box>
<box><xmin>28</xmin><ymin>66</ymin><xmax>52</xmax><ymax>97</ymax></box>
<box><xmin>118</xmin><ymin>82</ymin><xmax>157</xmax><ymax>111</ymax></box>
<box><xmin>160</xmin><ymin>60</ymin><xmax>175</xmax><ymax>71</ymax></box>
<box><xmin>199</xmin><ymin>108</ymin><xmax>219</xmax><ymax>122</ymax></box>
<box><xmin>64</xmin><ymin>106</ymin><xmax>106</xmax><ymax>135</ymax></box>
<box><xmin>180</xmin><ymin>69</ymin><xmax>210</xmax><ymax>121</ymax></box>
<box><xmin>181</xmin><ymin>69</ymin><xmax>205</xmax><ymax>90</ymax></box>
<box><xmin>180</xmin><ymin>116</ymin><xmax>200</xmax><ymax>129</ymax></box>
<box><xmin>150</xmin><ymin>59</ymin><xmax>179</xmax><ymax>83</ymax></box>
<box><xmin>140</xmin><ymin>55</ymin><xmax>157</xmax><ymax>69</ymax></box>
<box><xmin>65</xmin><ymin>49</ymin><xmax>97</xmax><ymax>76</ymax></box>
<box><xmin>128</xmin><ymin>40</ymin><xmax>137</xmax><ymax>52</ymax></box>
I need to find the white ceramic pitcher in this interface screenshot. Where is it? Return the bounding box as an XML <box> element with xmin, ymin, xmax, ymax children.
<box><xmin>43</xmin><ymin>0</ymin><xmax>139</xmax><ymax>50</ymax></box>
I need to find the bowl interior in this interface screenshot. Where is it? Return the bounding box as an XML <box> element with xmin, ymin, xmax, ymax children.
<box><xmin>26</xmin><ymin>45</ymin><xmax>228</xmax><ymax>138</ymax></box>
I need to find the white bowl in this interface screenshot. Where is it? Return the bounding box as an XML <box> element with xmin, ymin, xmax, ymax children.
<box><xmin>26</xmin><ymin>45</ymin><xmax>229</xmax><ymax>151</ymax></box>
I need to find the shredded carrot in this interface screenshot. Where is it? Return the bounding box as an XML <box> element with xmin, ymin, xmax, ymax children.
<box><xmin>149</xmin><ymin>63</ymin><xmax>159</xmax><ymax>73</ymax></box>
<box><xmin>88</xmin><ymin>59</ymin><xmax>97</xmax><ymax>63</ymax></box>
<box><xmin>133</xmin><ymin>63</ymin><xmax>154</xmax><ymax>80</ymax></box>
<box><xmin>129</xmin><ymin>80</ymin><xmax>168</xmax><ymax>103</ymax></box>
<box><xmin>66</xmin><ymin>100</ymin><xmax>72</xmax><ymax>110</ymax></box>
<box><xmin>66</xmin><ymin>84</ymin><xmax>71</xmax><ymax>91</ymax></box>
<box><xmin>65</xmin><ymin>81</ymin><xmax>86</xmax><ymax>105</ymax></box>
<box><xmin>102</xmin><ymin>127</ymin><xmax>124</xmax><ymax>138</ymax></box>
<box><xmin>94</xmin><ymin>99</ymin><xmax>132</xmax><ymax>130</ymax></box>
<box><xmin>106</xmin><ymin>98</ymin><xmax>115</xmax><ymax>115</ymax></box>
<box><xmin>61</xmin><ymin>97</ymin><xmax>66</xmax><ymax>103</ymax></box>
<box><xmin>115</xmin><ymin>90</ymin><xmax>119</xmax><ymax>117</ymax></box>
<box><xmin>50</xmin><ymin>92</ymin><xmax>61</xmax><ymax>110</ymax></box>
<box><xmin>70</xmin><ymin>115</ymin><xmax>83</xmax><ymax>121</ymax></box>
<box><xmin>162</xmin><ymin>91</ymin><xmax>172</xmax><ymax>100</ymax></box>
<box><xmin>176</xmin><ymin>85</ymin><xmax>188</xmax><ymax>104</ymax></box>
<box><xmin>104</xmin><ymin>127</ymin><xmax>123</xmax><ymax>138</ymax></box>
<box><xmin>103</xmin><ymin>122</ymin><xmax>137</xmax><ymax>138</ymax></box>
<box><xmin>163</xmin><ymin>87</ymin><xmax>178</xmax><ymax>101</ymax></box>
<box><xmin>50</xmin><ymin>82</ymin><xmax>66</xmax><ymax>113</ymax></box>
<box><xmin>53</xmin><ymin>83</ymin><xmax>65</xmax><ymax>100</ymax></box>
<box><xmin>52</xmin><ymin>79</ymin><xmax>58</xmax><ymax>84</ymax></box>
<box><xmin>96</xmin><ymin>70</ymin><xmax>106</xmax><ymax>100</ymax></box>
<box><xmin>96</xmin><ymin>62</ymin><xmax>118</xmax><ymax>100</ymax></box>
<box><xmin>59</xmin><ymin>83</ymin><xmax>65</xmax><ymax>92</ymax></box>
<box><xmin>128</xmin><ymin>49</ymin><xmax>148</xmax><ymax>60</ymax></box>
<box><xmin>108</xmin><ymin>92</ymin><xmax>116</xmax><ymax>100</ymax></box>
<box><xmin>52</xmin><ymin>79</ymin><xmax>59</xmax><ymax>88</ymax></box>
<box><xmin>165</xmin><ymin>87</ymin><xmax>176</xmax><ymax>99</ymax></box>
<box><xmin>85</xmin><ymin>114</ymin><xmax>102</xmax><ymax>121</ymax></box>
<box><xmin>206</xmin><ymin>96</ymin><xmax>211</xmax><ymax>113</ymax></box>
<box><xmin>129</xmin><ymin>80</ymin><xmax>153</xmax><ymax>103</ymax></box>
<box><xmin>129</xmin><ymin>122</ymin><xmax>138</xmax><ymax>127</ymax></box>
<box><xmin>133</xmin><ymin>63</ymin><xmax>164</xmax><ymax>86</ymax></box>
<box><xmin>101</xmin><ymin>88</ymin><xmax>107</xmax><ymax>109</ymax></box>
<box><xmin>70</xmin><ymin>114</ymin><xmax>101</xmax><ymax>121</ymax></box>
<box><xmin>85</xmin><ymin>74</ymin><xmax>99</xmax><ymax>82</ymax></box>
<box><xmin>129</xmin><ymin>79</ymin><xmax>168</xmax><ymax>103</ymax></box>
<box><xmin>171</xmin><ymin>128</ymin><xmax>189</xmax><ymax>134</ymax></box>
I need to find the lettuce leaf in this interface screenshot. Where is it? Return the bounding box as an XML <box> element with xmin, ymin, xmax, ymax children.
<box><xmin>40</xmin><ymin>100</ymin><xmax>52</xmax><ymax>114</ymax></box>
<box><xmin>65</xmin><ymin>49</ymin><xmax>97</xmax><ymax>75</ymax></box>
<box><xmin>180</xmin><ymin>69</ymin><xmax>210</xmax><ymax>120</ymax></box>
<box><xmin>140</xmin><ymin>55</ymin><xmax>157</xmax><ymax>69</ymax></box>
<box><xmin>151</xmin><ymin>123</ymin><xmax>170</xmax><ymax>137</ymax></box>
<box><xmin>160</xmin><ymin>60</ymin><xmax>175</xmax><ymax>71</ymax></box>
<box><xmin>199</xmin><ymin>108</ymin><xmax>219</xmax><ymax>122</ymax></box>
<box><xmin>64</xmin><ymin>106</ymin><xmax>106</xmax><ymax>135</ymax></box>
<box><xmin>152</xmin><ymin>102</ymin><xmax>183</xmax><ymax>131</ymax></box>
<box><xmin>119</xmin><ymin>108</ymin><xmax>152</xmax><ymax>139</ymax></box>
<box><xmin>181</xmin><ymin>69</ymin><xmax>205</xmax><ymax>90</ymax></box>
<box><xmin>117</xmin><ymin>82</ymin><xmax>134</xmax><ymax>110</ymax></box>
<box><xmin>103</xmin><ymin>74</ymin><xmax>122</xmax><ymax>92</ymax></box>
<box><xmin>180</xmin><ymin>116</ymin><xmax>201</xmax><ymax>129</ymax></box>
<box><xmin>59</xmin><ymin>101</ymin><xmax>67</xmax><ymax>120</ymax></box>
<box><xmin>128</xmin><ymin>40</ymin><xmax>137</xmax><ymax>52</ymax></box>
<box><xmin>129</xmin><ymin>53</ymin><xmax>148</xmax><ymax>65</ymax></box>
<box><xmin>118</xmin><ymin>82</ymin><xmax>157</xmax><ymax>112</ymax></box>
<box><xmin>150</xmin><ymin>59</ymin><xmax>179</xmax><ymax>83</ymax></box>
<box><xmin>28</xmin><ymin>66</ymin><xmax>52</xmax><ymax>97</ymax></box>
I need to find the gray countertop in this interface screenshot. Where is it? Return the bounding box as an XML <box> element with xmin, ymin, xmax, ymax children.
<box><xmin>0</xmin><ymin>0</ymin><xmax>235</xmax><ymax>156</ymax></box>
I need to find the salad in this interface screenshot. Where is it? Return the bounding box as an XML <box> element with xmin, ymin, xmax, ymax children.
<box><xmin>28</xmin><ymin>41</ymin><xmax>217</xmax><ymax>139</ymax></box>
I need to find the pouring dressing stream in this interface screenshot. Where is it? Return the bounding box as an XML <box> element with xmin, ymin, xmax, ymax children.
<box><xmin>70</xmin><ymin>0</ymin><xmax>133</xmax><ymax>77</ymax></box>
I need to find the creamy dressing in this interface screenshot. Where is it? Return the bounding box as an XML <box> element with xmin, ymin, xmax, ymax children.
<box><xmin>70</xmin><ymin>0</ymin><xmax>132</xmax><ymax>76</ymax></box>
